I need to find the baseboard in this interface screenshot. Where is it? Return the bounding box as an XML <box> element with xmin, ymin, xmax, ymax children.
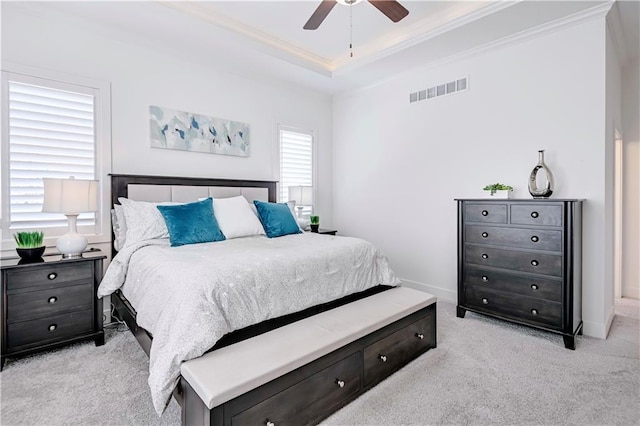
<box><xmin>582</xmin><ymin>306</ymin><xmax>615</xmax><ymax>339</ymax></box>
<box><xmin>400</xmin><ymin>278</ymin><xmax>456</xmax><ymax>303</ymax></box>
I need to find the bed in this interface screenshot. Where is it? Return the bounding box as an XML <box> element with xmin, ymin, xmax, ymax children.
<box><xmin>100</xmin><ymin>174</ymin><xmax>436</xmax><ymax>425</ymax></box>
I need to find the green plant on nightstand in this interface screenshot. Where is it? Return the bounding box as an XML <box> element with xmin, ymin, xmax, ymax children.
<box><xmin>310</xmin><ymin>215</ymin><xmax>320</xmax><ymax>233</ymax></box>
<box><xmin>14</xmin><ymin>231</ymin><xmax>45</xmax><ymax>260</ymax></box>
<box><xmin>483</xmin><ymin>183</ymin><xmax>513</xmax><ymax>197</ymax></box>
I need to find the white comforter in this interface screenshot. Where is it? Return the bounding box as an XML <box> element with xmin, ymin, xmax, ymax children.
<box><xmin>97</xmin><ymin>232</ymin><xmax>400</xmax><ymax>415</ymax></box>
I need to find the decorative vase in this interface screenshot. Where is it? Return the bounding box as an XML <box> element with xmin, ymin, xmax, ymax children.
<box><xmin>528</xmin><ymin>150</ymin><xmax>554</xmax><ymax>198</ymax></box>
<box><xmin>310</xmin><ymin>224</ymin><xmax>319</xmax><ymax>233</ymax></box>
<box><xmin>16</xmin><ymin>246</ymin><xmax>45</xmax><ymax>261</ymax></box>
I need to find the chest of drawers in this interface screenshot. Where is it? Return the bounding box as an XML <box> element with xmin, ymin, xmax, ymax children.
<box><xmin>456</xmin><ymin>199</ymin><xmax>583</xmax><ymax>349</ymax></box>
<box><xmin>1</xmin><ymin>250</ymin><xmax>106</xmax><ymax>369</ymax></box>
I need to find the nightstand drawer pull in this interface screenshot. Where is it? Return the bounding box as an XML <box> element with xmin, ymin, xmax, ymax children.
<box><xmin>481</xmin><ymin>232</ymin><xmax>488</xmax><ymax>238</ymax></box>
<box><xmin>336</xmin><ymin>379</ymin><xmax>345</xmax><ymax>388</ymax></box>
<box><xmin>531</xmin><ymin>235</ymin><xmax>539</xmax><ymax>242</ymax></box>
<box><xmin>47</xmin><ymin>272</ymin><xmax>57</xmax><ymax>280</ymax></box>
<box><xmin>531</xmin><ymin>284</ymin><xmax>539</xmax><ymax>291</ymax></box>
<box><xmin>481</xmin><ymin>210</ymin><xmax>489</xmax><ymax>216</ymax></box>
<box><xmin>482</xmin><ymin>254</ymin><xmax>488</xmax><ymax>259</ymax></box>
<box><xmin>48</xmin><ymin>296</ymin><xmax>58</xmax><ymax>304</ymax></box>
<box><xmin>266</xmin><ymin>421</ymin><xmax>275</xmax><ymax>426</ymax></box>
<box><xmin>48</xmin><ymin>324</ymin><xmax>57</xmax><ymax>332</ymax></box>
<box><xmin>531</xmin><ymin>309</ymin><xmax>538</xmax><ymax>316</ymax></box>
<box><xmin>531</xmin><ymin>260</ymin><xmax>539</xmax><ymax>267</ymax></box>
<box><xmin>416</xmin><ymin>333</ymin><xmax>424</xmax><ymax>340</ymax></box>
<box><xmin>531</xmin><ymin>211</ymin><xmax>539</xmax><ymax>218</ymax></box>
<box><xmin>379</xmin><ymin>354</ymin><xmax>387</xmax><ymax>362</ymax></box>
<box><xmin>482</xmin><ymin>298</ymin><xmax>489</xmax><ymax>305</ymax></box>
<box><xmin>481</xmin><ymin>275</ymin><xmax>488</xmax><ymax>282</ymax></box>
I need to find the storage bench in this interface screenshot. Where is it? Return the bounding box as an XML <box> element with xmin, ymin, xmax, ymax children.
<box><xmin>180</xmin><ymin>286</ymin><xmax>437</xmax><ymax>425</ymax></box>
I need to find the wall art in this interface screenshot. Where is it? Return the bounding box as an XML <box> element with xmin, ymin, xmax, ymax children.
<box><xmin>149</xmin><ymin>106</ymin><xmax>249</xmax><ymax>157</ymax></box>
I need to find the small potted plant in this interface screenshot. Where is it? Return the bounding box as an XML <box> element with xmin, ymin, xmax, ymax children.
<box><xmin>483</xmin><ymin>183</ymin><xmax>513</xmax><ymax>199</ymax></box>
<box><xmin>309</xmin><ymin>215</ymin><xmax>320</xmax><ymax>233</ymax></box>
<box><xmin>14</xmin><ymin>231</ymin><xmax>45</xmax><ymax>260</ymax></box>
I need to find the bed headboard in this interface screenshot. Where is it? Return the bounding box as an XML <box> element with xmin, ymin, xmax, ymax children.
<box><xmin>109</xmin><ymin>174</ymin><xmax>278</xmax><ymax>257</ymax></box>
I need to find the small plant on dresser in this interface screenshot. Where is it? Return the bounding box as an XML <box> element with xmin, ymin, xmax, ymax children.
<box><xmin>14</xmin><ymin>231</ymin><xmax>45</xmax><ymax>260</ymax></box>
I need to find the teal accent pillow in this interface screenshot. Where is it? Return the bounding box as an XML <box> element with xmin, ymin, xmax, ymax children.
<box><xmin>157</xmin><ymin>198</ymin><xmax>226</xmax><ymax>247</ymax></box>
<box><xmin>253</xmin><ymin>200</ymin><xmax>302</xmax><ymax>238</ymax></box>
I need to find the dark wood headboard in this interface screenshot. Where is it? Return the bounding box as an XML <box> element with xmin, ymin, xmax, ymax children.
<box><xmin>109</xmin><ymin>174</ymin><xmax>278</xmax><ymax>257</ymax></box>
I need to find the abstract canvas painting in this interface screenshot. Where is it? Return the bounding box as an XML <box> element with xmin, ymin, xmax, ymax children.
<box><xmin>149</xmin><ymin>106</ymin><xmax>250</xmax><ymax>157</ymax></box>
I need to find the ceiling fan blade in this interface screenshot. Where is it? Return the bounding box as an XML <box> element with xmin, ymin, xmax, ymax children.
<box><xmin>304</xmin><ymin>1</ymin><xmax>338</xmax><ymax>30</ymax></box>
<box><xmin>368</xmin><ymin>0</ymin><xmax>409</xmax><ymax>23</ymax></box>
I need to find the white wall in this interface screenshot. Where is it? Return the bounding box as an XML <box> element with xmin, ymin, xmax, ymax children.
<box><xmin>333</xmin><ymin>18</ymin><xmax>612</xmax><ymax>338</ymax></box>
<box><xmin>622</xmin><ymin>57</ymin><xmax>640</xmax><ymax>299</ymax></box>
<box><xmin>1</xmin><ymin>3</ymin><xmax>334</xmax><ymax>244</ymax></box>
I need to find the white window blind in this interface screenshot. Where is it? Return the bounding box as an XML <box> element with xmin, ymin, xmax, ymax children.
<box><xmin>8</xmin><ymin>79</ymin><xmax>96</xmax><ymax>229</ymax></box>
<box><xmin>279</xmin><ymin>128</ymin><xmax>313</xmax><ymax>205</ymax></box>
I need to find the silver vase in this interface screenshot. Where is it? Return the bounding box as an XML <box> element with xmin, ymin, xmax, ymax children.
<box><xmin>528</xmin><ymin>150</ymin><xmax>554</xmax><ymax>198</ymax></box>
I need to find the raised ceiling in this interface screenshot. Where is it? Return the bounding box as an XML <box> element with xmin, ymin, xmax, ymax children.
<box><xmin>9</xmin><ymin>1</ymin><xmax>631</xmax><ymax>94</ymax></box>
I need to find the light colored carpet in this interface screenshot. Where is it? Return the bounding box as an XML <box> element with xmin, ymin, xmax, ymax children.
<box><xmin>1</xmin><ymin>300</ymin><xmax>638</xmax><ymax>426</ymax></box>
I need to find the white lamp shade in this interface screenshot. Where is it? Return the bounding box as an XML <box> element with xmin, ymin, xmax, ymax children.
<box><xmin>42</xmin><ymin>177</ymin><xmax>98</xmax><ymax>214</ymax></box>
<box><xmin>288</xmin><ymin>186</ymin><xmax>313</xmax><ymax>205</ymax></box>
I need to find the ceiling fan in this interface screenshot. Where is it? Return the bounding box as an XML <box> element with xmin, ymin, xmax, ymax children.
<box><xmin>303</xmin><ymin>0</ymin><xmax>409</xmax><ymax>30</ymax></box>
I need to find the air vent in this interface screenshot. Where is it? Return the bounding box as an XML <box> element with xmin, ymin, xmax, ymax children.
<box><xmin>409</xmin><ymin>77</ymin><xmax>468</xmax><ymax>104</ymax></box>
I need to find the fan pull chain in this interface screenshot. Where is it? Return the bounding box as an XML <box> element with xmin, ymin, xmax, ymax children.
<box><xmin>349</xmin><ymin>3</ymin><xmax>353</xmax><ymax>58</ymax></box>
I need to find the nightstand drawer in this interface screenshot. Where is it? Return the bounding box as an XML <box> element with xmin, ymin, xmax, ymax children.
<box><xmin>7</xmin><ymin>283</ymin><xmax>93</xmax><ymax>323</ymax></box>
<box><xmin>465</xmin><ymin>245</ymin><xmax>562</xmax><ymax>277</ymax></box>
<box><xmin>465</xmin><ymin>225</ymin><xmax>562</xmax><ymax>252</ymax></box>
<box><xmin>7</xmin><ymin>309</ymin><xmax>93</xmax><ymax>350</ymax></box>
<box><xmin>6</xmin><ymin>263</ymin><xmax>93</xmax><ymax>292</ymax></box>
<box><xmin>464</xmin><ymin>203</ymin><xmax>508</xmax><ymax>224</ymax></box>
<box><xmin>465</xmin><ymin>286</ymin><xmax>562</xmax><ymax>329</ymax></box>
<box><xmin>511</xmin><ymin>204</ymin><xmax>562</xmax><ymax>227</ymax></box>
<box><xmin>464</xmin><ymin>266</ymin><xmax>562</xmax><ymax>302</ymax></box>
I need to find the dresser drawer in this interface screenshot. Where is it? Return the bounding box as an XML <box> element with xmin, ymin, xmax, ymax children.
<box><xmin>6</xmin><ymin>263</ymin><xmax>93</xmax><ymax>292</ymax></box>
<box><xmin>465</xmin><ymin>245</ymin><xmax>562</xmax><ymax>277</ymax></box>
<box><xmin>363</xmin><ymin>314</ymin><xmax>434</xmax><ymax>389</ymax></box>
<box><xmin>7</xmin><ymin>282</ymin><xmax>93</xmax><ymax>323</ymax></box>
<box><xmin>464</xmin><ymin>203</ymin><xmax>507</xmax><ymax>224</ymax></box>
<box><xmin>511</xmin><ymin>204</ymin><xmax>562</xmax><ymax>227</ymax></box>
<box><xmin>465</xmin><ymin>285</ymin><xmax>562</xmax><ymax>329</ymax></box>
<box><xmin>231</xmin><ymin>351</ymin><xmax>361</xmax><ymax>426</ymax></box>
<box><xmin>465</xmin><ymin>225</ymin><xmax>562</xmax><ymax>252</ymax></box>
<box><xmin>6</xmin><ymin>309</ymin><xmax>93</xmax><ymax>350</ymax></box>
<box><xmin>464</xmin><ymin>266</ymin><xmax>562</xmax><ymax>302</ymax></box>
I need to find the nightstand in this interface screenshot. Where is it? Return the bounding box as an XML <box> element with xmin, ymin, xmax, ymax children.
<box><xmin>315</xmin><ymin>229</ymin><xmax>338</xmax><ymax>235</ymax></box>
<box><xmin>0</xmin><ymin>249</ymin><xmax>106</xmax><ymax>370</ymax></box>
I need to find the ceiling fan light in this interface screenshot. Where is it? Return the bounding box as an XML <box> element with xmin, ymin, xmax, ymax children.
<box><xmin>336</xmin><ymin>0</ymin><xmax>364</xmax><ymax>6</ymax></box>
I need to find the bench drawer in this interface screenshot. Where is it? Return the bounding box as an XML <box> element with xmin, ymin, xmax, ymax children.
<box><xmin>231</xmin><ymin>352</ymin><xmax>361</xmax><ymax>426</ymax></box>
<box><xmin>363</xmin><ymin>314</ymin><xmax>434</xmax><ymax>389</ymax></box>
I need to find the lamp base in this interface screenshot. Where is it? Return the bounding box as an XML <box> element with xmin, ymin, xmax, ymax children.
<box><xmin>56</xmin><ymin>232</ymin><xmax>87</xmax><ymax>259</ymax></box>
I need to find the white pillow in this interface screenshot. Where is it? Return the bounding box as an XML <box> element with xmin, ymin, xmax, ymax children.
<box><xmin>118</xmin><ymin>198</ymin><xmax>179</xmax><ymax>247</ymax></box>
<box><xmin>111</xmin><ymin>204</ymin><xmax>128</xmax><ymax>251</ymax></box>
<box><xmin>212</xmin><ymin>196</ymin><xmax>266</xmax><ymax>239</ymax></box>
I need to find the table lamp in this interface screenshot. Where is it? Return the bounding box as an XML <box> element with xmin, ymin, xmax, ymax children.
<box><xmin>42</xmin><ymin>177</ymin><xmax>98</xmax><ymax>258</ymax></box>
<box><xmin>288</xmin><ymin>185</ymin><xmax>313</xmax><ymax>230</ymax></box>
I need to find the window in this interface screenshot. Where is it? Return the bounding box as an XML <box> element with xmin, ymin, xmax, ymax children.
<box><xmin>279</xmin><ymin>127</ymin><xmax>314</xmax><ymax>211</ymax></box>
<box><xmin>1</xmin><ymin>68</ymin><xmax>110</xmax><ymax>245</ymax></box>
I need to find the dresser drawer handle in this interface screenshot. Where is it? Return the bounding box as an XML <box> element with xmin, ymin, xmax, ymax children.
<box><xmin>47</xmin><ymin>272</ymin><xmax>57</xmax><ymax>280</ymax></box>
<box><xmin>416</xmin><ymin>333</ymin><xmax>424</xmax><ymax>340</ymax></box>
<box><xmin>336</xmin><ymin>379</ymin><xmax>345</xmax><ymax>388</ymax></box>
<box><xmin>48</xmin><ymin>324</ymin><xmax>57</xmax><ymax>332</ymax></box>
<box><xmin>531</xmin><ymin>260</ymin><xmax>539</xmax><ymax>267</ymax></box>
<box><xmin>531</xmin><ymin>309</ymin><xmax>538</xmax><ymax>316</ymax></box>
<box><xmin>481</xmin><ymin>232</ymin><xmax>488</xmax><ymax>238</ymax></box>
<box><xmin>531</xmin><ymin>284</ymin><xmax>539</xmax><ymax>291</ymax></box>
<box><xmin>482</xmin><ymin>254</ymin><xmax>488</xmax><ymax>260</ymax></box>
<box><xmin>48</xmin><ymin>296</ymin><xmax>58</xmax><ymax>304</ymax></box>
<box><xmin>481</xmin><ymin>275</ymin><xmax>488</xmax><ymax>282</ymax></box>
<box><xmin>379</xmin><ymin>354</ymin><xmax>387</xmax><ymax>362</ymax></box>
<box><xmin>531</xmin><ymin>235</ymin><xmax>539</xmax><ymax>243</ymax></box>
<box><xmin>481</xmin><ymin>210</ymin><xmax>489</xmax><ymax>216</ymax></box>
<box><xmin>266</xmin><ymin>421</ymin><xmax>275</xmax><ymax>426</ymax></box>
<box><xmin>531</xmin><ymin>211</ymin><xmax>539</xmax><ymax>218</ymax></box>
<box><xmin>482</xmin><ymin>298</ymin><xmax>489</xmax><ymax>305</ymax></box>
